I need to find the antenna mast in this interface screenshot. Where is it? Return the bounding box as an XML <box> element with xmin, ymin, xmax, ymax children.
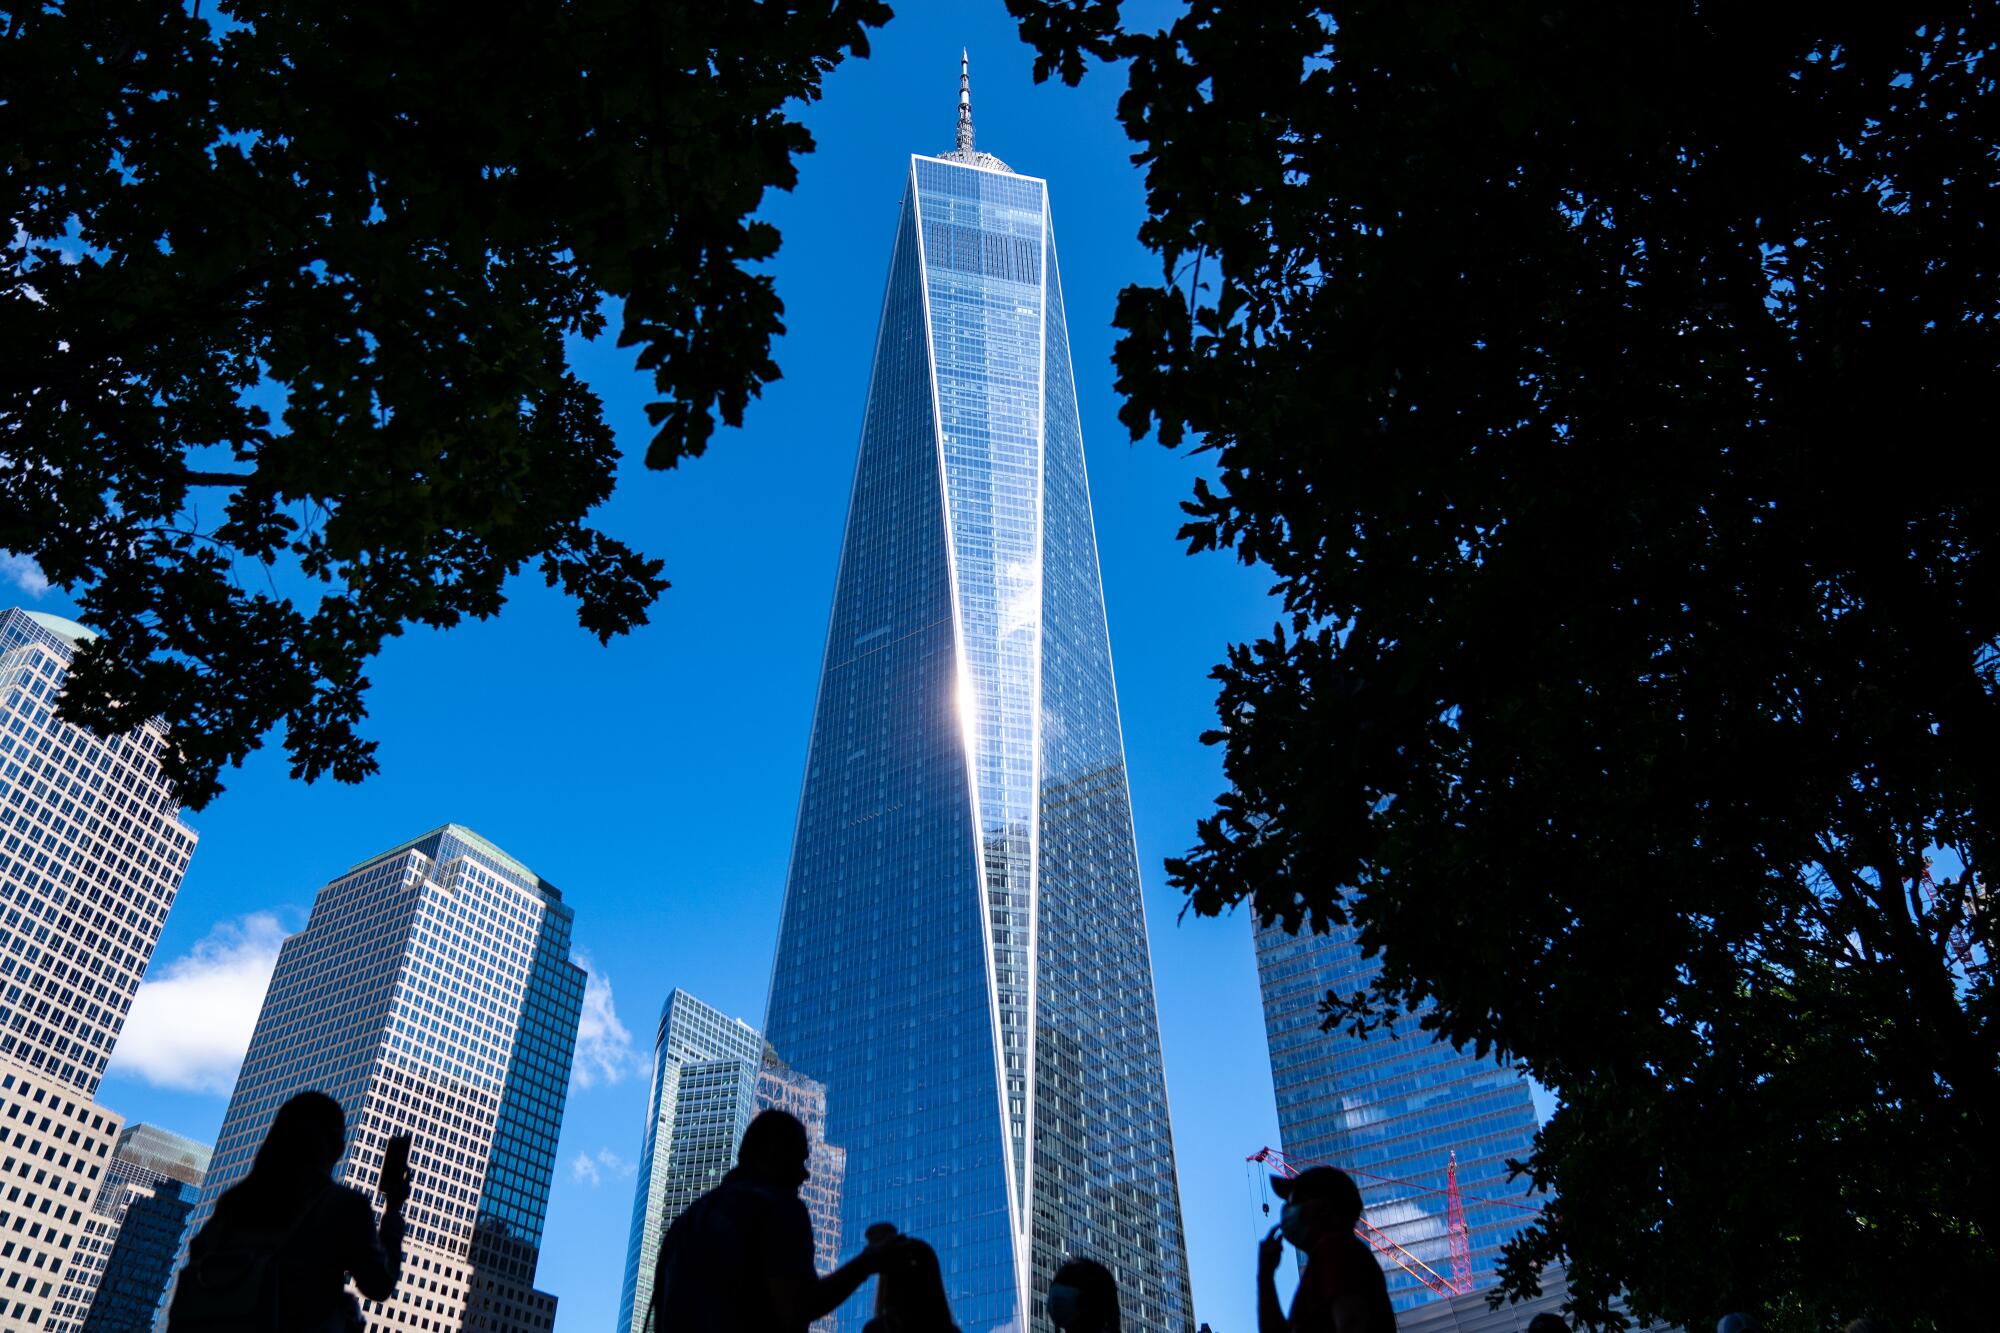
<box><xmin>957</xmin><ymin>48</ymin><xmax>975</xmax><ymax>154</ymax></box>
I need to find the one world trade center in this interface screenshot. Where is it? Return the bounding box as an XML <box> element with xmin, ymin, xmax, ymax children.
<box><xmin>764</xmin><ymin>58</ymin><xmax>1195</xmax><ymax>1333</ymax></box>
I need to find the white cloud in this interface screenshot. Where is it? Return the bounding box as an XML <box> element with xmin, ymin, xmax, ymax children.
<box><xmin>1000</xmin><ymin>558</ymin><xmax>1041</xmax><ymax>639</ymax></box>
<box><xmin>0</xmin><ymin>552</ymin><xmax>49</xmax><ymax>599</ymax></box>
<box><xmin>570</xmin><ymin>949</ymin><xmax>639</xmax><ymax>1089</ymax></box>
<box><xmin>106</xmin><ymin>913</ymin><xmax>289</xmax><ymax>1094</ymax></box>
<box><xmin>569</xmin><ymin>1147</ymin><xmax>633</xmax><ymax>1188</ymax></box>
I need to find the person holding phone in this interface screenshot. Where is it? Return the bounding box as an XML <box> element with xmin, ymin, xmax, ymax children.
<box><xmin>167</xmin><ymin>1090</ymin><xmax>411</xmax><ymax>1332</ymax></box>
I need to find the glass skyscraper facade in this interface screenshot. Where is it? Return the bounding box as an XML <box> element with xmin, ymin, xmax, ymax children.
<box><xmin>616</xmin><ymin>989</ymin><xmax>763</xmax><ymax>1333</ymax></box>
<box><xmin>756</xmin><ymin>1052</ymin><xmax>847</xmax><ymax>1289</ymax></box>
<box><xmin>176</xmin><ymin>824</ymin><xmax>585</xmax><ymax>1333</ymax></box>
<box><xmin>763</xmin><ymin>69</ymin><xmax>1193</xmax><ymax>1333</ymax></box>
<box><xmin>68</xmin><ymin>1124</ymin><xmax>210</xmax><ymax>1330</ymax></box>
<box><xmin>617</xmin><ymin>990</ymin><xmax>847</xmax><ymax>1333</ymax></box>
<box><xmin>77</xmin><ymin>1176</ymin><xmax>196</xmax><ymax>1333</ymax></box>
<box><xmin>1254</xmin><ymin>921</ymin><xmax>1543</xmax><ymax>1310</ymax></box>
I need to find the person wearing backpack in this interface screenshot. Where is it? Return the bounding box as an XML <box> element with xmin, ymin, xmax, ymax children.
<box><xmin>167</xmin><ymin>1090</ymin><xmax>411</xmax><ymax>1332</ymax></box>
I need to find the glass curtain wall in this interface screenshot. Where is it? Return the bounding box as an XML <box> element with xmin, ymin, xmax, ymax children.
<box><xmin>765</xmin><ymin>147</ymin><xmax>1193</xmax><ymax>1333</ymax></box>
<box><xmin>1254</xmin><ymin>921</ymin><xmax>1543</xmax><ymax>1311</ymax></box>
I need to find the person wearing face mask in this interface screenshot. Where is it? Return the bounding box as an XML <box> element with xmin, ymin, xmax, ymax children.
<box><xmin>1047</xmin><ymin>1256</ymin><xmax>1121</xmax><ymax>1331</ymax></box>
<box><xmin>1257</xmin><ymin>1166</ymin><xmax>1396</xmax><ymax>1333</ymax></box>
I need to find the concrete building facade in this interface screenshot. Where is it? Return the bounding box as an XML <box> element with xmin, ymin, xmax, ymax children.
<box><xmin>0</xmin><ymin>608</ymin><xmax>199</xmax><ymax>1331</ymax></box>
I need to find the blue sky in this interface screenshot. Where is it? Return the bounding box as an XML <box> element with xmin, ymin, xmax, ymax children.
<box><xmin>18</xmin><ymin>6</ymin><xmax>1306</xmax><ymax>1330</ymax></box>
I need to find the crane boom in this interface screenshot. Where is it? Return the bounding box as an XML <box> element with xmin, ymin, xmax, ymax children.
<box><xmin>1246</xmin><ymin>1145</ymin><xmax>1474</xmax><ymax>1297</ymax></box>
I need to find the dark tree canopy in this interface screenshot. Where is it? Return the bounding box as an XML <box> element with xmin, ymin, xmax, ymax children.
<box><xmin>1</xmin><ymin>0</ymin><xmax>888</xmax><ymax>807</ymax></box>
<box><xmin>1012</xmin><ymin>2</ymin><xmax>1997</xmax><ymax>1329</ymax></box>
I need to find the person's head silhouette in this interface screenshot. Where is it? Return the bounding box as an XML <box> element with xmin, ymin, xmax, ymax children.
<box><xmin>214</xmin><ymin>1089</ymin><xmax>346</xmax><ymax>1225</ymax></box>
<box><xmin>257</xmin><ymin>1090</ymin><xmax>345</xmax><ymax>1180</ymax></box>
<box><xmin>737</xmin><ymin>1109</ymin><xmax>810</xmax><ymax>1191</ymax></box>
<box><xmin>866</xmin><ymin>1235</ymin><xmax>957</xmax><ymax>1333</ymax></box>
<box><xmin>1527</xmin><ymin>1315</ymin><xmax>1570</xmax><ymax>1333</ymax></box>
<box><xmin>1271</xmin><ymin>1166</ymin><xmax>1365</xmax><ymax>1249</ymax></box>
<box><xmin>1048</xmin><ymin>1257</ymin><xmax>1120</xmax><ymax>1331</ymax></box>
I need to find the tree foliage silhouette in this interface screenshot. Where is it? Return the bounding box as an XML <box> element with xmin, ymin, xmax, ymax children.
<box><xmin>2</xmin><ymin>0</ymin><xmax>887</xmax><ymax>806</ymax></box>
<box><xmin>1010</xmin><ymin>2</ymin><xmax>1998</xmax><ymax>1328</ymax></box>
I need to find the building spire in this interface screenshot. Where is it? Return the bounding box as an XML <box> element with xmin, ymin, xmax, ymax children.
<box><xmin>938</xmin><ymin>47</ymin><xmax>1010</xmax><ymax>172</ymax></box>
<box><xmin>956</xmin><ymin>48</ymin><xmax>975</xmax><ymax>154</ymax></box>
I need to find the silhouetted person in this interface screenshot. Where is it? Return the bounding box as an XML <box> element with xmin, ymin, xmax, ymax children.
<box><xmin>1527</xmin><ymin>1315</ymin><xmax>1570</xmax><ymax>1333</ymax></box>
<box><xmin>1049</xmin><ymin>1257</ymin><xmax>1122</xmax><ymax>1332</ymax></box>
<box><xmin>1258</xmin><ymin>1166</ymin><xmax>1396</xmax><ymax>1333</ymax></box>
<box><xmin>863</xmin><ymin>1228</ymin><xmax>959</xmax><ymax>1333</ymax></box>
<box><xmin>652</xmin><ymin>1108</ymin><xmax>891</xmax><ymax>1333</ymax></box>
<box><xmin>167</xmin><ymin>1090</ymin><xmax>409</xmax><ymax>1331</ymax></box>
<box><xmin>1716</xmin><ymin>1317</ymin><xmax>1762</xmax><ymax>1333</ymax></box>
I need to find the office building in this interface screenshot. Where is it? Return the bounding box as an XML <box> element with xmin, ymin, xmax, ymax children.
<box><xmin>0</xmin><ymin>610</ymin><xmax>197</xmax><ymax>1096</ymax></box>
<box><xmin>77</xmin><ymin>1176</ymin><xmax>197</xmax><ymax>1333</ymax></box>
<box><xmin>1254</xmin><ymin>921</ymin><xmax>1543</xmax><ymax>1311</ymax></box>
<box><xmin>176</xmin><ymin>825</ymin><xmax>585</xmax><ymax>1332</ymax></box>
<box><xmin>617</xmin><ymin>989</ymin><xmax>760</xmax><ymax>1333</ymax></box>
<box><xmin>66</xmin><ymin>1124</ymin><xmax>209</xmax><ymax>1330</ymax></box>
<box><xmin>617</xmin><ymin>991</ymin><xmax>846</xmax><ymax>1333</ymax></box>
<box><xmin>1394</xmin><ymin>1264</ymin><xmax>1681</xmax><ymax>1333</ymax></box>
<box><xmin>93</xmin><ymin>1126</ymin><xmax>209</xmax><ymax>1216</ymax></box>
<box><xmin>0</xmin><ymin>608</ymin><xmax>199</xmax><ymax>1330</ymax></box>
<box><xmin>755</xmin><ymin>1053</ymin><xmax>846</xmax><ymax>1282</ymax></box>
<box><xmin>763</xmin><ymin>62</ymin><xmax>1194</xmax><ymax>1333</ymax></box>
<box><xmin>0</xmin><ymin>1066</ymin><xmax>123</xmax><ymax>1331</ymax></box>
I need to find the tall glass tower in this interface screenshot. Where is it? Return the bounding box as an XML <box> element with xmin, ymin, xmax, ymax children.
<box><xmin>1254</xmin><ymin>921</ymin><xmax>1542</xmax><ymax>1311</ymax></box>
<box><xmin>764</xmin><ymin>59</ymin><xmax>1193</xmax><ymax>1333</ymax></box>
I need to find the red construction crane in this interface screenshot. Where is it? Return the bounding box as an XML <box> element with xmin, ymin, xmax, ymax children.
<box><xmin>1246</xmin><ymin>1146</ymin><xmax>1474</xmax><ymax>1298</ymax></box>
<box><xmin>1445</xmin><ymin>1152</ymin><xmax>1472</xmax><ymax>1294</ymax></box>
<box><xmin>1914</xmin><ymin>858</ymin><xmax>1982</xmax><ymax>973</ymax></box>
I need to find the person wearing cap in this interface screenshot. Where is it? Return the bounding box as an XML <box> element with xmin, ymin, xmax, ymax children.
<box><xmin>1258</xmin><ymin>1165</ymin><xmax>1397</xmax><ymax>1333</ymax></box>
